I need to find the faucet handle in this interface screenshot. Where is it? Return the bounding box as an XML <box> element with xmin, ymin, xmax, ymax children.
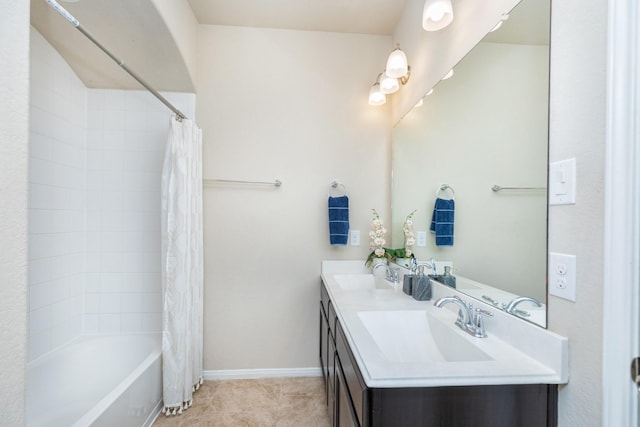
<box><xmin>472</xmin><ymin>308</ymin><xmax>493</xmax><ymax>338</ymax></box>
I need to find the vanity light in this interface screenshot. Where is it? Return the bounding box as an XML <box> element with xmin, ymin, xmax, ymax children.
<box><xmin>426</xmin><ymin>88</ymin><xmax>435</xmax><ymax>96</ymax></box>
<box><xmin>414</xmin><ymin>98</ymin><xmax>424</xmax><ymax>108</ymax></box>
<box><xmin>368</xmin><ymin>76</ymin><xmax>386</xmax><ymax>106</ymax></box>
<box><xmin>369</xmin><ymin>46</ymin><xmax>411</xmax><ymax>106</ymax></box>
<box><xmin>386</xmin><ymin>45</ymin><xmax>409</xmax><ymax>79</ymax></box>
<box><xmin>380</xmin><ymin>72</ymin><xmax>400</xmax><ymax>94</ymax></box>
<box><xmin>422</xmin><ymin>0</ymin><xmax>454</xmax><ymax>32</ymax></box>
<box><xmin>442</xmin><ymin>69</ymin><xmax>454</xmax><ymax>80</ymax></box>
<box><xmin>490</xmin><ymin>13</ymin><xmax>509</xmax><ymax>32</ymax></box>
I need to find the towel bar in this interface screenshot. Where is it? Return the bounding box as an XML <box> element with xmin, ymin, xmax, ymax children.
<box><xmin>204</xmin><ymin>179</ymin><xmax>282</xmax><ymax>187</ymax></box>
<box><xmin>491</xmin><ymin>185</ymin><xmax>545</xmax><ymax>192</ymax></box>
<box><xmin>436</xmin><ymin>184</ymin><xmax>455</xmax><ymax>199</ymax></box>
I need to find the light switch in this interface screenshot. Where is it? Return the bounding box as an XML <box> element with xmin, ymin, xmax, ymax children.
<box><xmin>549</xmin><ymin>158</ymin><xmax>576</xmax><ymax>205</ymax></box>
<box><xmin>350</xmin><ymin>230</ymin><xmax>360</xmax><ymax>246</ymax></box>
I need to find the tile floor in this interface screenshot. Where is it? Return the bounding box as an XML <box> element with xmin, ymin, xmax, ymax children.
<box><xmin>152</xmin><ymin>377</ymin><xmax>331</xmax><ymax>427</ymax></box>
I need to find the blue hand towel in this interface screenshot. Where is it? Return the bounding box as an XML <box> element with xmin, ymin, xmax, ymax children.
<box><xmin>328</xmin><ymin>196</ymin><xmax>349</xmax><ymax>246</ymax></box>
<box><xmin>430</xmin><ymin>197</ymin><xmax>454</xmax><ymax>247</ymax></box>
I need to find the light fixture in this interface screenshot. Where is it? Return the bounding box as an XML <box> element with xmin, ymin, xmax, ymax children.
<box><xmin>368</xmin><ymin>74</ymin><xmax>386</xmax><ymax>106</ymax></box>
<box><xmin>426</xmin><ymin>88</ymin><xmax>434</xmax><ymax>96</ymax></box>
<box><xmin>386</xmin><ymin>45</ymin><xmax>409</xmax><ymax>79</ymax></box>
<box><xmin>369</xmin><ymin>46</ymin><xmax>411</xmax><ymax>106</ymax></box>
<box><xmin>442</xmin><ymin>69</ymin><xmax>454</xmax><ymax>80</ymax></box>
<box><xmin>380</xmin><ymin>72</ymin><xmax>400</xmax><ymax>94</ymax></box>
<box><xmin>423</xmin><ymin>0</ymin><xmax>454</xmax><ymax>31</ymax></box>
<box><xmin>490</xmin><ymin>13</ymin><xmax>509</xmax><ymax>32</ymax></box>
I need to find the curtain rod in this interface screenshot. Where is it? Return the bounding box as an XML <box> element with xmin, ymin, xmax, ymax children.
<box><xmin>44</xmin><ymin>0</ymin><xmax>188</xmax><ymax>121</ymax></box>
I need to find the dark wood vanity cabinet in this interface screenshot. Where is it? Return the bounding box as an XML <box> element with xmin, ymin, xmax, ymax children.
<box><xmin>319</xmin><ymin>281</ymin><xmax>559</xmax><ymax>427</ymax></box>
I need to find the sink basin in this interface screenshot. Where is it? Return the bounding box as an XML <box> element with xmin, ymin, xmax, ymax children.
<box><xmin>357</xmin><ymin>310</ymin><xmax>492</xmax><ymax>363</ymax></box>
<box><xmin>333</xmin><ymin>274</ymin><xmax>393</xmax><ymax>291</ymax></box>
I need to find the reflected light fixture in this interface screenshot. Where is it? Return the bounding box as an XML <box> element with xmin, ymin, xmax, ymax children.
<box><xmin>386</xmin><ymin>45</ymin><xmax>409</xmax><ymax>78</ymax></box>
<box><xmin>423</xmin><ymin>0</ymin><xmax>454</xmax><ymax>31</ymax></box>
<box><xmin>490</xmin><ymin>13</ymin><xmax>509</xmax><ymax>32</ymax></box>
<box><xmin>442</xmin><ymin>69</ymin><xmax>454</xmax><ymax>80</ymax></box>
<box><xmin>368</xmin><ymin>74</ymin><xmax>386</xmax><ymax>106</ymax></box>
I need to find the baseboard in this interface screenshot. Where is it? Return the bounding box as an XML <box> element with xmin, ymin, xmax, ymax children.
<box><xmin>203</xmin><ymin>367</ymin><xmax>322</xmax><ymax>380</ymax></box>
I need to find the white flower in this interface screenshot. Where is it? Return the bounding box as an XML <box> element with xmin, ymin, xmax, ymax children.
<box><xmin>374</xmin><ymin>237</ymin><xmax>385</xmax><ymax>246</ymax></box>
<box><xmin>406</xmin><ymin>237</ymin><xmax>416</xmax><ymax>246</ymax></box>
<box><xmin>375</xmin><ymin>248</ymin><xmax>385</xmax><ymax>257</ymax></box>
<box><xmin>405</xmin><ymin>249</ymin><xmax>412</xmax><ymax>257</ymax></box>
<box><xmin>369</xmin><ymin>231</ymin><xmax>376</xmax><ymax>239</ymax></box>
<box><xmin>405</xmin><ymin>219</ymin><xmax>413</xmax><ymax>227</ymax></box>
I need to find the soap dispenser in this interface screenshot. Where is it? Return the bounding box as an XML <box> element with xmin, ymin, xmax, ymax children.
<box><xmin>403</xmin><ymin>258</ymin><xmax>417</xmax><ymax>295</ymax></box>
<box><xmin>442</xmin><ymin>265</ymin><xmax>456</xmax><ymax>289</ymax></box>
<box><xmin>412</xmin><ymin>265</ymin><xmax>432</xmax><ymax>301</ymax></box>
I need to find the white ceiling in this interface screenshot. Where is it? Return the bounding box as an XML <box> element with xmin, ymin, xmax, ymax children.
<box><xmin>187</xmin><ymin>0</ymin><xmax>408</xmax><ymax>35</ymax></box>
<box><xmin>29</xmin><ymin>0</ymin><xmax>547</xmax><ymax>91</ymax></box>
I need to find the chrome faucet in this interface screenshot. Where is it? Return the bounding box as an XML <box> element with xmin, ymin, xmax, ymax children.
<box><xmin>416</xmin><ymin>257</ymin><xmax>437</xmax><ymax>274</ymax></box>
<box><xmin>503</xmin><ymin>296</ymin><xmax>543</xmax><ymax>316</ymax></box>
<box><xmin>372</xmin><ymin>263</ymin><xmax>401</xmax><ymax>284</ymax></box>
<box><xmin>434</xmin><ymin>296</ymin><xmax>493</xmax><ymax>338</ymax></box>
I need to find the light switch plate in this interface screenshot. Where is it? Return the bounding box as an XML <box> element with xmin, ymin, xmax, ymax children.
<box><xmin>549</xmin><ymin>158</ymin><xmax>576</xmax><ymax>205</ymax></box>
<box><xmin>548</xmin><ymin>252</ymin><xmax>576</xmax><ymax>302</ymax></box>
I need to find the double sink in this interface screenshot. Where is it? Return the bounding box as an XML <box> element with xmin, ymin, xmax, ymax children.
<box><xmin>324</xmin><ymin>265</ymin><xmax>568</xmax><ymax>388</ymax></box>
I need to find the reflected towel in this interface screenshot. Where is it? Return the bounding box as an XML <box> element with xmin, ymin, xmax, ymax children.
<box><xmin>430</xmin><ymin>197</ymin><xmax>454</xmax><ymax>247</ymax></box>
<box><xmin>328</xmin><ymin>196</ymin><xmax>349</xmax><ymax>246</ymax></box>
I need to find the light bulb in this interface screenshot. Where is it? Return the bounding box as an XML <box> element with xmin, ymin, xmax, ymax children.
<box><xmin>423</xmin><ymin>0</ymin><xmax>454</xmax><ymax>32</ymax></box>
<box><xmin>368</xmin><ymin>83</ymin><xmax>386</xmax><ymax>106</ymax></box>
<box><xmin>442</xmin><ymin>69</ymin><xmax>454</xmax><ymax>80</ymax></box>
<box><xmin>380</xmin><ymin>73</ymin><xmax>400</xmax><ymax>94</ymax></box>
<box><xmin>386</xmin><ymin>47</ymin><xmax>408</xmax><ymax>79</ymax></box>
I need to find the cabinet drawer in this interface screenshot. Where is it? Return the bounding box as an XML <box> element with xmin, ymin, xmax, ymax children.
<box><xmin>336</xmin><ymin>322</ymin><xmax>367</xmax><ymax>426</ymax></box>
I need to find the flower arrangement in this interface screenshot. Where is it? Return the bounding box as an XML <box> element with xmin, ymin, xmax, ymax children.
<box><xmin>365</xmin><ymin>209</ymin><xmax>416</xmax><ymax>267</ymax></box>
<box><xmin>403</xmin><ymin>210</ymin><xmax>417</xmax><ymax>258</ymax></box>
<box><xmin>368</xmin><ymin>209</ymin><xmax>386</xmax><ymax>259</ymax></box>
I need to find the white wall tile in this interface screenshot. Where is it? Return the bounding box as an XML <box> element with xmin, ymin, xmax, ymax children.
<box><xmin>100</xmin><ymin>272</ymin><xmax>122</xmax><ymax>293</ymax></box>
<box><xmin>142</xmin><ymin>313</ymin><xmax>161</xmax><ymax>332</ymax></box>
<box><xmin>29</xmin><ymin>330</ymin><xmax>52</xmax><ymax>361</ymax></box>
<box><xmin>30</xmin><ymin>233</ymin><xmax>52</xmax><ymax>260</ymax></box>
<box><xmin>84</xmin><ymin>294</ymin><xmax>100</xmax><ymax>314</ymax></box>
<box><xmin>83</xmin><ymin>314</ymin><xmax>100</xmax><ymax>333</ymax></box>
<box><xmin>99</xmin><ymin>293</ymin><xmax>121</xmax><ymax>313</ymax></box>
<box><xmin>142</xmin><ymin>292</ymin><xmax>162</xmax><ymax>313</ymax></box>
<box><xmin>121</xmin><ymin>313</ymin><xmax>143</xmax><ymax>332</ymax></box>
<box><xmin>30</xmin><ymin>257</ymin><xmax>52</xmax><ymax>284</ymax></box>
<box><xmin>99</xmin><ymin>314</ymin><xmax>121</xmax><ymax>333</ymax></box>
<box><xmin>29</xmin><ymin>306</ymin><xmax>51</xmax><ymax>336</ymax></box>
<box><xmin>122</xmin><ymin>293</ymin><xmax>143</xmax><ymax>313</ymax></box>
<box><xmin>29</xmin><ymin>283</ymin><xmax>51</xmax><ymax>310</ymax></box>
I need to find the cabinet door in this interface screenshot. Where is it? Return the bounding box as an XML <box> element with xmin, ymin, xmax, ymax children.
<box><xmin>320</xmin><ymin>308</ymin><xmax>329</xmax><ymax>391</ymax></box>
<box><xmin>336</xmin><ymin>359</ymin><xmax>360</xmax><ymax>427</ymax></box>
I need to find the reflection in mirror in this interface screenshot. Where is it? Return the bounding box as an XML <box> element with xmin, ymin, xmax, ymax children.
<box><xmin>391</xmin><ymin>0</ymin><xmax>550</xmax><ymax>327</ymax></box>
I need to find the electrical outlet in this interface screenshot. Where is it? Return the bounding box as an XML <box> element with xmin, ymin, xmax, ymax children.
<box><xmin>417</xmin><ymin>231</ymin><xmax>427</xmax><ymax>247</ymax></box>
<box><xmin>350</xmin><ymin>230</ymin><xmax>360</xmax><ymax>246</ymax></box>
<box><xmin>549</xmin><ymin>252</ymin><xmax>576</xmax><ymax>302</ymax></box>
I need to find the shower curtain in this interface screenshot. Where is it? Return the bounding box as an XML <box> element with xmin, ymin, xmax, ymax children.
<box><xmin>160</xmin><ymin>117</ymin><xmax>204</xmax><ymax>415</ymax></box>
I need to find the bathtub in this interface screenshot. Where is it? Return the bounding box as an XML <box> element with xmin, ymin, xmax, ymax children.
<box><xmin>26</xmin><ymin>334</ymin><xmax>162</xmax><ymax>427</ymax></box>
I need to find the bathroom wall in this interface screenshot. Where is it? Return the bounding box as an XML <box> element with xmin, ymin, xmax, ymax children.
<box><xmin>0</xmin><ymin>2</ymin><xmax>29</xmax><ymax>424</ymax></box>
<box><xmin>547</xmin><ymin>0</ymin><xmax>607</xmax><ymax>424</ymax></box>
<box><xmin>196</xmin><ymin>25</ymin><xmax>391</xmax><ymax>371</ymax></box>
<box><xmin>28</xmin><ymin>28</ymin><xmax>87</xmax><ymax>361</ymax></box>
<box><xmin>28</xmin><ymin>27</ymin><xmax>196</xmax><ymax>359</ymax></box>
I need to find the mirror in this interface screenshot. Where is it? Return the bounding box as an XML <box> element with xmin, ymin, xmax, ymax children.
<box><xmin>391</xmin><ymin>0</ymin><xmax>550</xmax><ymax>327</ymax></box>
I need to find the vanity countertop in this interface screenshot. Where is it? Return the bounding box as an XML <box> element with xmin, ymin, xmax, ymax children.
<box><xmin>321</xmin><ymin>260</ymin><xmax>568</xmax><ymax>389</ymax></box>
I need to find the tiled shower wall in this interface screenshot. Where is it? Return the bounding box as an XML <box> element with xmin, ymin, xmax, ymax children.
<box><xmin>28</xmin><ymin>27</ymin><xmax>195</xmax><ymax>361</ymax></box>
<box><xmin>29</xmin><ymin>29</ymin><xmax>87</xmax><ymax>361</ymax></box>
<box><xmin>83</xmin><ymin>89</ymin><xmax>195</xmax><ymax>335</ymax></box>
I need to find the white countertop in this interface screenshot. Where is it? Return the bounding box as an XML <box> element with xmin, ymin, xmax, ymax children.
<box><xmin>321</xmin><ymin>260</ymin><xmax>569</xmax><ymax>388</ymax></box>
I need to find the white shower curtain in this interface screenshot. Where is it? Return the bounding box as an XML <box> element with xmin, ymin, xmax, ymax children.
<box><xmin>160</xmin><ymin>117</ymin><xmax>204</xmax><ymax>415</ymax></box>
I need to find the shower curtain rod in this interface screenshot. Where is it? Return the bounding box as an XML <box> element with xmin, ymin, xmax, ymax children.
<box><xmin>44</xmin><ymin>0</ymin><xmax>188</xmax><ymax>121</ymax></box>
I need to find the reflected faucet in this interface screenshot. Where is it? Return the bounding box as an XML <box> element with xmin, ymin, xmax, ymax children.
<box><xmin>417</xmin><ymin>258</ymin><xmax>437</xmax><ymax>274</ymax></box>
<box><xmin>373</xmin><ymin>263</ymin><xmax>400</xmax><ymax>284</ymax></box>
<box><xmin>434</xmin><ymin>295</ymin><xmax>493</xmax><ymax>338</ymax></box>
<box><xmin>503</xmin><ymin>296</ymin><xmax>543</xmax><ymax>315</ymax></box>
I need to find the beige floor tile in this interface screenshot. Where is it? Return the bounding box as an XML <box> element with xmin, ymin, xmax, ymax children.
<box><xmin>153</xmin><ymin>377</ymin><xmax>330</xmax><ymax>427</ymax></box>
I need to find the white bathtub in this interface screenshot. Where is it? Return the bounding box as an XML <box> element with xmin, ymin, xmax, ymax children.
<box><xmin>26</xmin><ymin>334</ymin><xmax>162</xmax><ymax>427</ymax></box>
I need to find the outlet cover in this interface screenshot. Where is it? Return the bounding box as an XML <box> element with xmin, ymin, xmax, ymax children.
<box><xmin>350</xmin><ymin>230</ymin><xmax>360</xmax><ymax>246</ymax></box>
<box><xmin>548</xmin><ymin>252</ymin><xmax>576</xmax><ymax>302</ymax></box>
<box><xmin>417</xmin><ymin>231</ymin><xmax>427</xmax><ymax>247</ymax></box>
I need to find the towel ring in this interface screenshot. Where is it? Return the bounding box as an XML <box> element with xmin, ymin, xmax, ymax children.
<box><xmin>436</xmin><ymin>184</ymin><xmax>455</xmax><ymax>200</ymax></box>
<box><xmin>329</xmin><ymin>180</ymin><xmax>347</xmax><ymax>197</ymax></box>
